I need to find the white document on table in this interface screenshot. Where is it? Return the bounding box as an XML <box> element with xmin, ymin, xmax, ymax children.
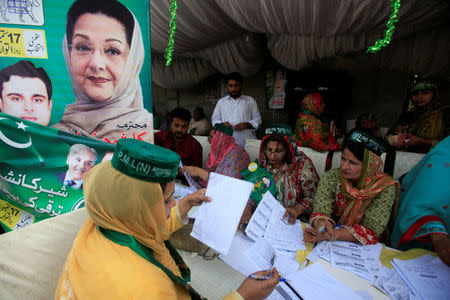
<box><xmin>376</xmin><ymin>267</ymin><xmax>418</xmax><ymax>300</ymax></box>
<box><xmin>273</xmin><ymin>251</ymin><xmax>300</xmax><ymax>276</ymax></box>
<box><xmin>265</xmin><ymin>208</ymin><xmax>305</xmax><ymax>251</ymax></box>
<box><xmin>244</xmin><ymin>192</ymin><xmax>277</xmax><ymax>240</ymax></box>
<box><xmin>329</xmin><ymin>241</ymin><xmax>375</xmax><ymax>282</ymax></box>
<box><xmin>219</xmin><ymin>233</ymin><xmax>261</xmax><ymax>276</ymax></box>
<box><xmin>308</xmin><ymin>240</ymin><xmax>332</xmax><ymax>263</ymax></box>
<box><xmin>392</xmin><ymin>254</ymin><xmax>450</xmax><ymax>300</ymax></box>
<box><xmin>245</xmin><ymin>237</ymin><xmax>275</xmax><ymax>270</ymax></box>
<box><xmin>220</xmin><ymin>234</ymin><xmax>300</xmax><ymax>277</ymax></box>
<box><xmin>191</xmin><ymin>172</ymin><xmax>253</xmax><ymax>255</ymax></box>
<box><xmin>179</xmin><ymin>161</ymin><xmax>203</xmax><ymax>190</ymax></box>
<box><xmin>286</xmin><ymin>263</ymin><xmax>364</xmax><ymax>300</ymax></box>
<box><xmin>245</xmin><ymin>192</ymin><xmax>305</xmax><ymax>251</ymax></box>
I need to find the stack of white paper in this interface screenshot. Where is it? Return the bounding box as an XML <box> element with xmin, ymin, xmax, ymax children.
<box><xmin>375</xmin><ymin>267</ymin><xmax>417</xmax><ymax>299</ymax></box>
<box><xmin>283</xmin><ymin>263</ymin><xmax>364</xmax><ymax>300</ymax></box>
<box><xmin>218</xmin><ymin>233</ymin><xmax>261</xmax><ymax>276</ymax></box>
<box><xmin>219</xmin><ymin>233</ymin><xmax>300</xmax><ymax>277</ymax></box>
<box><xmin>307</xmin><ymin>240</ymin><xmax>383</xmax><ymax>285</ymax></box>
<box><xmin>190</xmin><ymin>173</ymin><xmax>253</xmax><ymax>255</ymax></box>
<box><xmin>392</xmin><ymin>254</ymin><xmax>450</xmax><ymax>300</ymax></box>
<box><xmin>245</xmin><ymin>192</ymin><xmax>305</xmax><ymax>252</ymax></box>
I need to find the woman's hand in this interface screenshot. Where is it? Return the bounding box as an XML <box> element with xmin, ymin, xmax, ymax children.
<box><xmin>239</xmin><ymin>204</ymin><xmax>254</xmax><ymax>233</ymax></box>
<box><xmin>403</xmin><ymin>133</ymin><xmax>431</xmax><ymax>148</ymax></box>
<box><xmin>178</xmin><ymin>189</ymin><xmax>211</xmax><ymax>217</ymax></box>
<box><xmin>303</xmin><ymin>226</ymin><xmax>334</xmax><ymax>243</ymax></box>
<box><xmin>283</xmin><ymin>206</ymin><xmax>306</xmax><ymax>225</ymax></box>
<box><xmin>237</xmin><ymin>268</ymin><xmax>279</xmax><ymax>300</ymax></box>
<box><xmin>314</xmin><ymin>218</ymin><xmax>335</xmax><ymax>237</ymax></box>
<box><xmin>183</xmin><ymin>166</ymin><xmax>209</xmax><ymax>181</ymax></box>
<box><xmin>430</xmin><ymin>234</ymin><xmax>450</xmax><ymax>266</ymax></box>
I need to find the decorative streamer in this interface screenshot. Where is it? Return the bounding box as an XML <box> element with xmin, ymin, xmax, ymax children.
<box><xmin>165</xmin><ymin>0</ymin><xmax>178</xmax><ymax>66</ymax></box>
<box><xmin>367</xmin><ymin>0</ymin><xmax>401</xmax><ymax>53</ymax></box>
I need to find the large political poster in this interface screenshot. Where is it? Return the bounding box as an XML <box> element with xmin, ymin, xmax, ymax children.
<box><xmin>0</xmin><ymin>0</ymin><xmax>152</xmax><ymax>231</ymax></box>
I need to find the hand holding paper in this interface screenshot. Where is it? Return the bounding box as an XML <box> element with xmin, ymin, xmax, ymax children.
<box><xmin>190</xmin><ymin>173</ymin><xmax>253</xmax><ymax>255</ymax></box>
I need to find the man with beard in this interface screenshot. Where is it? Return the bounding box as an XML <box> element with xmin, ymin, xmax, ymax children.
<box><xmin>57</xmin><ymin>144</ymin><xmax>97</xmax><ymax>190</ymax></box>
<box><xmin>212</xmin><ymin>72</ymin><xmax>262</xmax><ymax>146</ymax></box>
<box><xmin>155</xmin><ymin>107</ymin><xmax>203</xmax><ymax>167</ymax></box>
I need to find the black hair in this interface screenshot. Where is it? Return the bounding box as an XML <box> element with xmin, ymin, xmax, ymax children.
<box><xmin>0</xmin><ymin>60</ymin><xmax>52</xmax><ymax>99</ymax></box>
<box><xmin>66</xmin><ymin>0</ymin><xmax>134</xmax><ymax>46</ymax></box>
<box><xmin>273</xmin><ymin>67</ymin><xmax>286</xmax><ymax>78</ymax></box>
<box><xmin>169</xmin><ymin>107</ymin><xmax>191</xmax><ymax>123</ymax></box>
<box><xmin>342</xmin><ymin>130</ymin><xmax>365</xmax><ymax>162</ymax></box>
<box><xmin>226</xmin><ymin>72</ymin><xmax>243</xmax><ymax>84</ymax></box>
<box><xmin>193</xmin><ymin>106</ymin><xmax>205</xmax><ymax>118</ymax></box>
<box><xmin>355</xmin><ymin>113</ymin><xmax>377</xmax><ymax>130</ymax></box>
<box><xmin>262</xmin><ymin>134</ymin><xmax>292</xmax><ymax>164</ymax></box>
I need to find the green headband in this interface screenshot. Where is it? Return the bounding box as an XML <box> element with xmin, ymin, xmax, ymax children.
<box><xmin>214</xmin><ymin>123</ymin><xmax>233</xmax><ymax>136</ymax></box>
<box><xmin>265</xmin><ymin>124</ymin><xmax>292</xmax><ymax>136</ymax></box>
<box><xmin>111</xmin><ymin>139</ymin><xmax>180</xmax><ymax>183</ymax></box>
<box><xmin>411</xmin><ymin>82</ymin><xmax>437</xmax><ymax>92</ymax></box>
<box><xmin>347</xmin><ymin>131</ymin><xmax>387</xmax><ymax>156</ymax></box>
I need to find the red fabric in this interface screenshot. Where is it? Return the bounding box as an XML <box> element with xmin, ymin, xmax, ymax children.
<box><xmin>154</xmin><ymin>131</ymin><xmax>202</xmax><ymax>167</ymax></box>
<box><xmin>308</xmin><ymin>93</ymin><xmax>323</xmax><ymax>113</ymax></box>
<box><xmin>205</xmin><ymin>131</ymin><xmax>236</xmax><ymax>170</ymax></box>
<box><xmin>398</xmin><ymin>215</ymin><xmax>444</xmax><ymax>246</ymax></box>
<box><xmin>352</xmin><ymin>224</ymin><xmax>378</xmax><ymax>244</ymax></box>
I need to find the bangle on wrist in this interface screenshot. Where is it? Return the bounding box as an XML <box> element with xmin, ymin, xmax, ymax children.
<box><xmin>246</xmin><ymin>202</ymin><xmax>256</xmax><ymax>212</ymax></box>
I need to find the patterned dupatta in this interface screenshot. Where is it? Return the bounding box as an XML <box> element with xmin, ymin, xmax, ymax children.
<box><xmin>339</xmin><ymin>149</ymin><xmax>399</xmax><ymax>226</ymax></box>
<box><xmin>205</xmin><ymin>131</ymin><xmax>237</xmax><ymax>171</ymax></box>
<box><xmin>293</xmin><ymin>93</ymin><xmax>341</xmax><ymax>151</ymax></box>
<box><xmin>259</xmin><ymin>135</ymin><xmax>312</xmax><ymax>207</ymax></box>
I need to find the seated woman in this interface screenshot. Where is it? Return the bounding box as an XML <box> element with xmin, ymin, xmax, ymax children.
<box><xmin>391</xmin><ymin>137</ymin><xmax>450</xmax><ymax>265</ymax></box>
<box><xmin>240</xmin><ymin>125</ymin><xmax>320</xmax><ymax>226</ymax></box>
<box><xmin>355</xmin><ymin>113</ymin><xmax>381</xmax><ymax>138</ymax></box>
<box><xmin>188</xmin><ymin>107</ymin><xmax>212</xmax><ymax>136</ymax></box>
<box><xmin>293</xmin><ymin>93</ymin><xmax>341</xmax><ymax>151</ymax></box>
<box><xmin>55</xmin><ymin>139</ymin><xmax>279</xmax><ymax>299</ymax></box>
<box><xmin>386</xmin><ymin>81</ymin><xmax>449</xmax><ymax>153</ymax></box>
<box><xmin>183</xmin><ymin>123</ymin><xmax>251</xmax><ymax>186</ymax></box>
<box><xmin>305</xmin><ymin>131</ymin><xmax>399</xmax><ymax>245</ymax></box>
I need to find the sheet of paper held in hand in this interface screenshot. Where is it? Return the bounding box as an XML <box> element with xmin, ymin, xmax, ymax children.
<box><xmin>191</xmin><ymin>172</ymin><xmax>253</xmax><ymax>255</ymax></box>
<box><xmin>245</xmin><ymin>192</ymin><xmax>305</xmax><ymax>251</ymax></box>
<box><xmin>179</xmin><ymin>161</ymin><xmax>203</xmax><ymax>191</ymax></box>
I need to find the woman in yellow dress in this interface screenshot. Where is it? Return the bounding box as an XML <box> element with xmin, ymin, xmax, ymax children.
<box><xmin>55</xmin><ymin>138</ymin><xmax>279</xmax><ymax>299</ymax></box>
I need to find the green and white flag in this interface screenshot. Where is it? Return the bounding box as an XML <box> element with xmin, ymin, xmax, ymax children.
<box><xmin>0</xmin><ymin>113</ymin><xmax>114</xmax><ymax>231</ymax></box>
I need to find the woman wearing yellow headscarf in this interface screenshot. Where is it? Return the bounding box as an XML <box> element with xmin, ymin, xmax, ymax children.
<box><xmin>55</xmin><ymin>139</ymin><xmax>279</xmax><ymax>299</ymax></box>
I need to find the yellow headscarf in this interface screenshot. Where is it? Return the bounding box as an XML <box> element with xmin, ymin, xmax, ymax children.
<box><xmin>84</xmin><ymin>161</ymin><xmax>180</xmax><ymax>276</ymax></box>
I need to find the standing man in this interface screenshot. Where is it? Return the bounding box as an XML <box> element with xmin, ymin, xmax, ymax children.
<box><xmin>212</xmin><ymin>72</ymin><xmax>262</xmax><ymax>146</ymax></box>
<box><xmin>0</xmin><ymin>60</ymin><xmax>53</xmax><ymax>126</ymax></box>
<box><xmin>155</xmin><ymin>107</ymin><xmax>203</xmax><ymax>168</ymax></box>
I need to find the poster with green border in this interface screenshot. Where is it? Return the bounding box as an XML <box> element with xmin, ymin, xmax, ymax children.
<box><xmin>0</xmin><ymin>0</ymin><xmax>152</xmax><ymax>231</ymax></box>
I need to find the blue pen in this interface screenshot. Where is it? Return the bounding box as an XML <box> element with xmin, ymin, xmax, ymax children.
<box><xmin>248</xmin><ymin>274</ymin><xmax>287</xmax><ymax>283</ymax></box>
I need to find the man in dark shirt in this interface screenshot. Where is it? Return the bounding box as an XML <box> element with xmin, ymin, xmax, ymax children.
<box><xmin>155</xmin><ymin>107</ymin><xmax>203</xmax><ymax>168</ymax></box>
